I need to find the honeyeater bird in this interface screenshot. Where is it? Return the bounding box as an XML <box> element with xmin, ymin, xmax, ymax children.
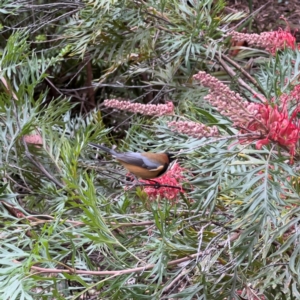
<box><xmin>89</xmin><ymin>143</ymin><xmax>174</xmax><ymax>179</ymax></box>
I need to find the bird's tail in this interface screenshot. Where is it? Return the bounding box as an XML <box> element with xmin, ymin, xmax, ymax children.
<box><xmin>89</xmin><ymin>143</ymin><xmax>117</xmax><ymax>155</ymax></box>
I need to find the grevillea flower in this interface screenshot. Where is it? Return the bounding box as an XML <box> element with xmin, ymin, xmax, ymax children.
<box><xmin>244</xmin><ymin>102</ymin><xmax>300</xmax><ymax>157</ymax></box>
<box><xmin>140</xmin><ymin>162</ymin><xmax>190</xmax><ymax>202</ymax></box>
<box><xmin>103</xmin><ymin>99</ymin><xmax>174</xmax><ymax>116</ymax></box>
<box><xmin>168</xmin><ymin>120</ymin><xmax>219</xmax><ymax>138</ymax></box>
<box><xmin>230</xmin><ymin>29</ymin><xmax>296</xmax><ymax>55</ymax></box>
<box><xmin>194</xmin><ymin>71</ymin><xmax>300</xmax><ymax>160</ymax></box>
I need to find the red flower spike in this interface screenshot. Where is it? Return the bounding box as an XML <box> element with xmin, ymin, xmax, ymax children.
<box><xmin>243</xmin><ymin>100</ymin><xmax>300</xmax><ymax>160</ymax></box>
<box><xmin>140</xmin><ymin>162</ymin><xmax>190</xmax><ymax>202</ymax></box>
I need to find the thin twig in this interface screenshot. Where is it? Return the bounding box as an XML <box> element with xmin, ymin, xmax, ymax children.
<box><xmin>29</xmin><ymin>251</ymin><xmax>206</xmax><ymax>276</ymax></box>
<box><xmin>23</xmin><ymin>148</ymin><xmax>64</xmax><ymax>188</ymax></box>
<box><xmin>24</xmin><ymin>215</ymin><xmax>155</xmax><ymax>227</ymax></box>
<box><xmin>216</xmin><ymin>54</ymin><xmax>266</xmax><ymax>103</ymax></box>
<box><xmin>132</xmin><ymin>182</ymin><xmax>193</xmax><ymax>192</ymax></box>
<box><xmin>220</xmin><ymin>53</ymin><xmax>266</xmax><ymax>97</ymax></box>
<box><xmin>163</xmin><ymin>268</ymin><xmax>190</xmax><ymax>292</ymax></box>
<box><xmin>44</xmin><ymin>77</ymin><xmax>64</xmax><ymax>96</ymax></box>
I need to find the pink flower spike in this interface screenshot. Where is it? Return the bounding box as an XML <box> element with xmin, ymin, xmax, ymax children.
<box><xmin>193</xmin><ymin>71</ymin><xmax>261</xmax><ymax>128</ymax></box>
<box><xmin>104</xmin><ymin>99</ymin><xmax>174</xmax><ymax>116</ymax></box>
<box><xmin>168</xmin><ymin>120</ymin><xmax>219</xmax><ymax>138</ymax></box>
<box><xmin>229</xmin><ymin>29</ymin><xmax>296</xmax><ymax>55</ymax></box>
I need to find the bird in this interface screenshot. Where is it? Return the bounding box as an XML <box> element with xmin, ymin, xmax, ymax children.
<box><xmin>89</xmin><ymin>143</ymin><xmax>174</xmax><ymax>179</ymax></box>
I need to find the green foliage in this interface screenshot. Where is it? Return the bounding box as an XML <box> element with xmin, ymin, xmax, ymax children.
<box><xmin>1</xmin><ymin>0</ymin><xmax>300</xmax><ymax>299</ymax></box>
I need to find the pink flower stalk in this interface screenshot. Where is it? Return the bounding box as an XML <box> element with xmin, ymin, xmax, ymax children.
<box><xmin>193</xmin><ymin>71</ymin><xmax>261</xmax><ymax>127</ymax></box>
<box><xmin>230</xmin><ymin>29</ymin><xmax>296</xmax><ymax>54</ymax></box>
<box><xmin>141</xmin><ymin>162</ymin><xmax>189</xmax><ymax>202</ymax></box>
<box><xmin>168</xmin><ymin>120</ymin><xmax>219</xmax><ymax>138</ymax></box>
<box><xmin>103</xmin><ymin>99</ymin><xmax>174</xmax><ymax>116</ymax></box>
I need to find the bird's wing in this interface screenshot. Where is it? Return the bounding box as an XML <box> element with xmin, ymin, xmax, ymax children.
<box><xmin>114</xmin><ymin>152</ymin><xmax>161</xmax><ymax>170</ymax></box>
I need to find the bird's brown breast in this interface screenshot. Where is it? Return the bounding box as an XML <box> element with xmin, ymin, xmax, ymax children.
<box><xmin>117</xmin><ymin>161</ymin><xmax>166</xmax><ymax>179</ymax></box>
